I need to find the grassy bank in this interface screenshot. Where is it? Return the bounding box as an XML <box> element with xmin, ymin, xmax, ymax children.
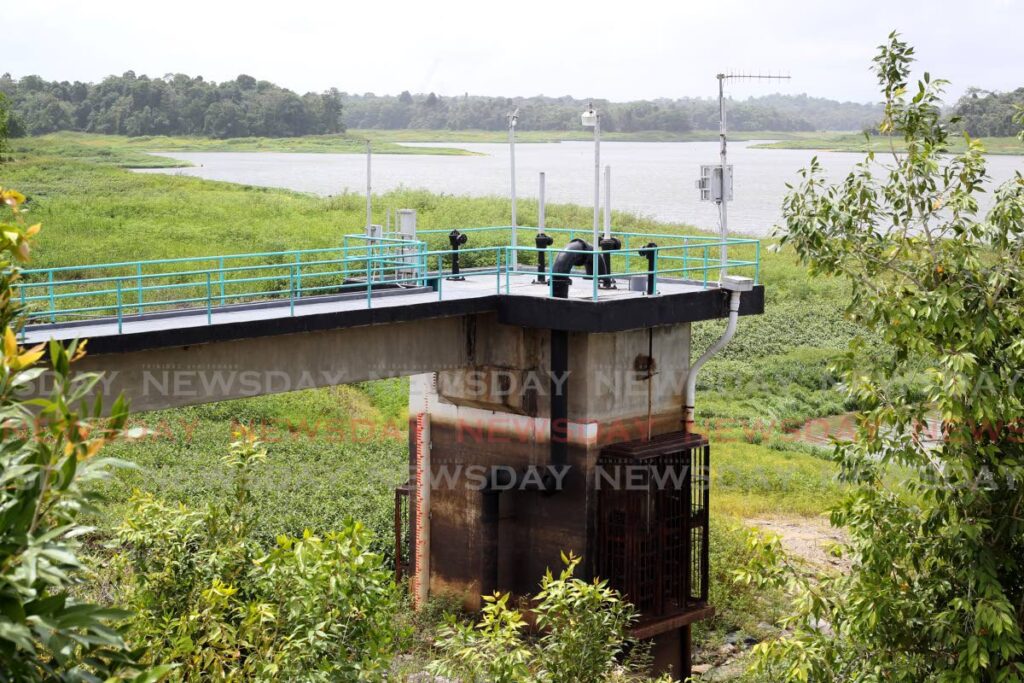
<box><xmin>7</xmin><ymin>131</ymin><xmax>478</xmax><ymax>168</ymax></box>
<box><xmin>2</xmin><ymin>134</ymin><xmax>855</xmax><ymax>675</ymax></box>
<box><xmin>752</xmin><ymin>131</ymin><xmax>1024</xmax><ymax>155</ymax></box>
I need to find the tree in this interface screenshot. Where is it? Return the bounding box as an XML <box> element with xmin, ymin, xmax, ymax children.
<box><xmin>0</xmin><ymin>188</ymin><xmax>168</xmax><ymax>681</ymax></box>
<box><xmin>738</xmin><ymin>32</ymin><xmax>1024</xmax><ymax>681</ymax></box>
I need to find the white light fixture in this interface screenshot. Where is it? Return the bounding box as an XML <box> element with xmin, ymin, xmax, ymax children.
<box><xmin>581</xmin><ymin>105</ymin><xmax>598</xmax><ymax>128</ymax></box>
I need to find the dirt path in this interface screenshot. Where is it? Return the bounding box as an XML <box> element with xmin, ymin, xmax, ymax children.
<box><xmin>745</xmin><ymin>515</ymin><xmax>849</xmax><ymax>572</ymax></box>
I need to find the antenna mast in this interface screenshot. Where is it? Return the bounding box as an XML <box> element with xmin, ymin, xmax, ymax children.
<box><xmin>714</xmin><ymin>71</ymin><xmax>790</xmax><ymax>279</ymax></box>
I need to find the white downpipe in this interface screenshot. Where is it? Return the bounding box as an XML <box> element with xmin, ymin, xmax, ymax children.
<box><xmin>684</xmin><ymin>290</ymin><xmax>741</xmax><ymax>432</ymax></box>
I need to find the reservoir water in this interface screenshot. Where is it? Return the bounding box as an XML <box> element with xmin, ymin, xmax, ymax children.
<box><xmin>139</xmin><ymin>141</ymin><xmax>1024</xmax><ymax>237</ymax></box>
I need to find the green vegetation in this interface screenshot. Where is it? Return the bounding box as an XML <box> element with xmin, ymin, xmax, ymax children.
<box><xmin>0</xmin><ymin>188</ymin><xmax>166</xmax><ymax>681</ymax></box>
<box><xmin>1</xmin><ymin>72</ymin><xmax>343</xmax><ymax>138</ymax></box>
<box><xmin>7</xmin><ymin>131</ymin><xmax>474</xmax><ymax>170</ymax></box>
<box><xmin>340</xmin><ymin>91</ymin><xmax>880</xmax><ymax>133</ymax></box>
<box><xmin>115</xmin><ymin>431</ymin><xmax>405</xmax><ymax>680</ymax></box>
<box><xmin>429</xmin><ymin>554</ymin><xmax>654</xmax><ymax>683</ymax></box>
<box><xmin>952</xmin><ymin>86</ymin><xmax>1024</xmax><ymax>137</ymax></box>
<box><xmin>1</xmin><ymin>71</ymin><xmax>883</xmax><ymax>138</ymax></box>
<box><xmin>742</xmin><ymin>33</ymin><xmax>1024</xmax><ymax>681</ymax></box>
<box><xmin>752</xmin><ymin>131</ymin><xmax>1024</xmax><ymax>155</ymax></box>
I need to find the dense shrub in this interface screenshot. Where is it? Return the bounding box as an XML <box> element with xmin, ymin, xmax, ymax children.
<box><xmin>429</xmin><ymin>553</ymin><xmax>659</xmax><ymax>683</ymax></box>
<box><xmin>114</xmin><ymin>429</ymin><xmax>406</xmax><ymax>681</ymax></box>
<box><xmin>0</xmin><ymin>187</ymin><xmax>164</xmax><ymax>680</ymax></box>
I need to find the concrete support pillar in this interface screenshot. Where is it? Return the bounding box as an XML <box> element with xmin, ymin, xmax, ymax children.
<box><xmin>410</xmin><ymin>314</ymin><xmax>691</xmax><ymax>608</ymax></box>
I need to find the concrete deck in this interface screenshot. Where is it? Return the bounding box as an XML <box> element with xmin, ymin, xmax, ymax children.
<box><xmin>24</xmin><ymin>272</ymin><xmax>762</xmax><ymax>355</ymax></box>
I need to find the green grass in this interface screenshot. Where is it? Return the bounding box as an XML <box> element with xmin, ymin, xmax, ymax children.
<box><xmin>7</xmin><ymin>131</ymin><xmax>477</xmax><ymax>169</ymax></box>
<box><xmin>751</xmin><ymin>132</ymin><xmax>1024</xmax><ymax>155</ymax></box>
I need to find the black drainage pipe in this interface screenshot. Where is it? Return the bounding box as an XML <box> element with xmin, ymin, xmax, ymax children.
<box><xmin>448</xmin><ymin>229</ymin><xmax>468</xmax><ymax>281</ymax></box>
<box><xmin>534</xmin><ymin>232</ymin><xmax>555</xmax><ymax>284</ymax></box>
<box><xmin>544</xmin><ymin>328</ymin><xmax>569</xmax><ymax>492</ymax></box>
<box><xmin>551</xmin><ymin>238</ymin><xmax>609</xmax><ymax>299</ymax></box>
<box><xmin>639</xmin><ymin>242</ymin><xmax>658</xmax><ymax>295</ymax></box>
<box><xmin>481</xmin><ymin>467</ymin><xmax>514</xmax><ymax>597</ymax></box>
<box><xmin>599</xmin><ymin>236</ymin><xmax>621</xmax><ymax>289</ymax></box>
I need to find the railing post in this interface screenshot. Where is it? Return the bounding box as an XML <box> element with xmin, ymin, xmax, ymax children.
<box><xmin>294</xmin><ymin>252</ymin><xmax>302</xmax><ymax>299</ymax></box>
<box><xmin>703</xmin><ymin>246</ymin><xmax>709</xmax><ymax>289</ymax></box>
<box><xmin>136</xmin><ymin>264</ymin><xmax>144</xmax><ymax>317</ymax></box>
<box><xmin>206</xmin><ymin>271</ymin><xmax>213</xmax><ymax>324</ymax></box>
<box><xmin>342</xmin><ymin>237</ymin><xmax>349</xmax><ymax>282</ymax></box>
<box><xmin>683</xmin><ymin>238</ymin><xmax>689</xmax><ymax>281</ymax></box>
<box><xmin>116</xmin><ymin>278</ymin><xmax>123</xmax><ymax>334</ymax></box>
<box><xmin>755</xmin><ymin>240</ymin><xmax>761</xmax><ymax>285</ymax></box>
<box><xmin>653</xmin><ymin>249</ymin><xmax>659</xmax><ymax>295</ymax></box>
<box><xmin>367</xmin><ymin>256</ymin><xmax>373</xmax><ymax>309</ymax></box>
<box><xmin>289</xmin><ymin>265</ymin><xmax>296</xmax><ymax>317</ymax></box>
<box><xmin>624</xmin><ymin>235</ymin><xmax>631</xmax><ymax>276</ymax></box>
<box><xmin>218</xmin><ymin>256</ymin><xmax>226</xmax><ymax>305</ymax></box>
<box><xmin>592</xmin><ymin>250</ymin><xmax>598</xmax><ymax>301</ymax></box>
<box><xmin>48</xmin><ymin>271</ymin><xmax>56</xmax><ymax>323</ymax></box>
<box><xmin>437</xmin><ymin>255</ymin><xmax>443</xmax><ymax>301</ymax></box>
<box><xmin>495</xmin><ymin>249</ymin><xmax>501</xmax><ymax>293</ymax></box>
<box><xmin>19</xmin><ymin>287</ymin><xmax>26</xmax><ymax>341</ymax></box>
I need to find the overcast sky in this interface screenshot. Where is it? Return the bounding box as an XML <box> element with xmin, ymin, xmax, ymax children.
<box><xmin>7</xmin><ymin>0</ymin><xmax>1022</xmax><ymax>104</ymax></box>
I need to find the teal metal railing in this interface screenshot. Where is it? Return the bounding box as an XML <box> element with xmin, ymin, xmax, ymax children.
<box><xmin>15</xmin><ymin>227</ymin><xmax>759</xmax><ymax>334</ymax></box>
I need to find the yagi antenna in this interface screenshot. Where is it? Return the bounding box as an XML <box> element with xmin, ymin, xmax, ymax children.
<box><xmin>709</xmin><ymin>70</ymin><xmax>791</xmax><ymax>279</ymax></box>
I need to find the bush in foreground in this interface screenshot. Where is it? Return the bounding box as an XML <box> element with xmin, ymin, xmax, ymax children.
<box><xmin>114</xmin><ymin>430</ymin><xmax>405</xmax><ymax>681</ymax></box>
<box><xmin>429</xmin><ymin>552</ymin><xmax>667</xmax><ymax>683</ymax></box>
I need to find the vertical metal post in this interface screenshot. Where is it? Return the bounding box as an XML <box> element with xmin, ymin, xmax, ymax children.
<box><xmin>718</xmin><ymin>74</ymin><xmax>729</xmax><ymax>280</ymax></box>
<box><xmin>652</xmin><ymin>249</ymin><xmax>659</xmax><ymax>295</ymax></box>
<box><xmin>116</xmin><ymin>279</ymin><xmax>123</xmax><ymax>334</ymax></box>
<box><xmin>683</xmin><ymin>238</ymin><xmax>689</xmax><ymax>280</ymax></box>
<box><xmin>703</xmin><ymin>246</ymin><xmax>709</xmax><ymax>289</ymax></box>
<box><xmin>538</xmin><ymin>172</ymin><xmax>545</xmax><ymax>232</ymax></box>
<box><xmin>218</xmin><ymin>256</ymin><xmax>225</xmax><ymax>305</ymax></box>
<box><xmin>294</xmin><ymin>252</ymin><xmax>302</xmax><ymax>298</ymax></box>
<box><xmin>136</xmin><ymin>264</ymin><xmax>143</xmax><ymax>315</ymax></box>
<box><xmin>508</xmin><ymin>110</ymin><xmax>518</xmax><ymax>266</ymax></box>
<box><xmin>342</xmin><ymin>237</ymin><xmax>349</xmax><ymax>282</ymax></box>
<box><xmin>755</xmin><ymin>240</ymin><xmax>761</xmax><ymax>284</ymax></box>
<box><xmin>48</xmin><ymin>271</ymin><xmax>56</xmax><ymax>323</ymax></box>
<box><xmin>603</xmin><ymin>165</ymin><xmax>611</xmax><ymax>239</ymax></box>
<box><xmin>289</xmin><ymin>265</ymin><xmax>296</xmax><ymax>316</ymax></box>
<box><xmin>365</xmin><ymin>140</ymin><xmax>372</xmax><ymax>234</ymax></box>
<box><xmin>593</xmin><ymin>114</ymin><xmax>601</xmax><ymax>258</ymax></box>
<box><xmin>206</xmin><ymin>272</ymin><xmax>212</xmax><ymax>324</ymax></box>
<box><xmin>366</xmin><ymin>255</ymin><xmax>373</xmax><ymax>308</ymax></box>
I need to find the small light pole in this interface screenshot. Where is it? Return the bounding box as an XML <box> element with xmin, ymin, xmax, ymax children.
<box><xmin>581</xmin><ymin>103</ymin><xmax>601</xmax><ymax>277</ymax></box>
<box><xmin>508</xmin><ymin>108</ymin><xmax>519</xmax><ymax>267</ymax></box>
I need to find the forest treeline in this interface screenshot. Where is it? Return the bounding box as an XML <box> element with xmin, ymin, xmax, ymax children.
<box><xmin>950</xmin><ymin>87</ymin><xmax>1024</xmax><ymax>137</ymax></box>
<box><xmin>340</xmin><ymin>91</ymin><xmax>883</xmax><ymax>132</ymax></box>
<box><xmin>0</xmin><ymin>71</ymin><xmax>1020</xmax><ymax>138</ymax></box>
<box><xmin>0</xmin><ymin>72</ymin><xmax>344</xmax><ymax>138</ymax></box>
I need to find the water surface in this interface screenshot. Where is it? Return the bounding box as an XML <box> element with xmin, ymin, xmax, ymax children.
<box><xmin>140</xmin><ymin>141</ymin><xmax>1023</xmax><ymax>236</ymax></box>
